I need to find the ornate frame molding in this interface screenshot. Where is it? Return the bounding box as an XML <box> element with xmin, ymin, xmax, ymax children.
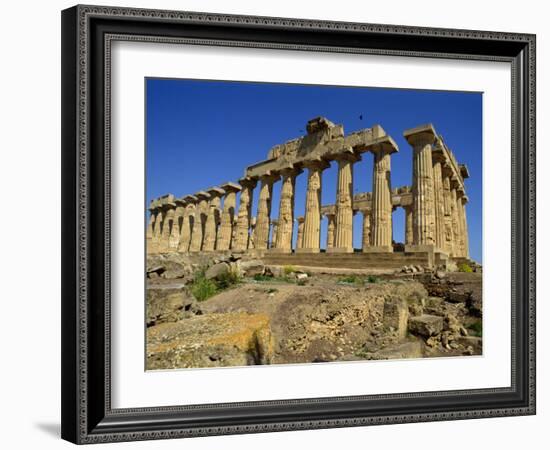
<box><xmin>61</xmin><ymin>5</ymin><xmax>536</xmax><ymax>444</ymax></box>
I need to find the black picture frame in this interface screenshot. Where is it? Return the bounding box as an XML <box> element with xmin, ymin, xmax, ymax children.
<box><xmin>61</xmin><ymin>4</ymin><xmax>536</xmax><ymax>444</ymax></box>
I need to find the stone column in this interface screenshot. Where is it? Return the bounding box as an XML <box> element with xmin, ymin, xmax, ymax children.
<box><xmin>441</xmin><ymin>172</ymin><xmax>455</xmax><ymax>255</ymax></box>
<box><xmin>296</xmin><ymin>217</ymin><xmax>305</xmax><ymax>249</ymax></box>
<box><xmin>449</xmin><ymin>182</ymin><xmax>460</xmax><ymax>257</ymax></box>
<box><xmin>368</xmin><ymin>144</ymin><xmax>395</xmax><ymax>252</ymax></box>
<box><xmin>202</xmin><ymin>187</ymin><xmax>225</xmax><ymax>252</ymax></box>
<box><xmin>299</xmin><ymin>160</ymin><xmax>329</xmax><ymax>253</ymax></box>
<box><xmin>330</xmin><ymin>150</ymin><xmax>359</xmax><ymax>253</ymax></box>
<box><xmin>233</xmin><ymin>177</ymin><xmax>257</xmax><ymax>251</ymax></box>
<box><xmin>169</xmin><ymin>203</ymin><xmax>185</xmax><ymax>250</ymax></box>
<box><xmin>270</xmin><ymin>219</ymin><xmax>278</xmax><ymax>249</ymax></box>
<box><xmin>361</xmin><ymin>210</ymin><xmax>371</xmax><ymax>251</ymax></box>
<box><xmin>151</xmin><ymin>209</ymin><xmax>163</xmax><ymax>254</ymax></box>
<box><xmin>459</xmin><ymin>194</ymin><xmax>470</xmax><ymax>259</ymax></box>
<box><xmin>146</xmin><ymin>209</ymin><xmax>157</xmax><ymax>253</ymax></box>
<box><xmin>255</xmin><ymin>173</ymin><xmax>279</xmax><ymax>250</ymax></box>
<box><xmin>454</xmin><ymin>188</ymin><xmax>466</xmax><ymax>257</ymax></box>
<box><xmin>216</xmin><ymin>182</ymin><xmax>241</xmax><ymax>251</ymax></box>
<box><xmin>177</xmin><ymin>200</ymin><xmax>195</xmax><ymax>253</ymax></box>
<box><xmin>404</xmin><ymin>206</ymin><xmax>413</xmax><ymax>245</ymax></box>
<box><xmin>189</xmin><ymin>192</ymin><xmax>210</xmax><ymax>252</ymax></box>
<box><xmin>273</xmin><ymin>167</ymin><xmax>301</xmax><ymax>253</ymax></box>
<box><xmin>159</xmin><ymin>206</ymin><xmax>175</xmax><ymax>253</ymax></box>
<box><xmin>432</xmin><ymin>156</ymin><xmax>446</xmax><ymax>252</ymax></box>
<box><xmin>404</xmin><ymin>124</ymin><xmax>438</xmax><ymax>250</ymax></box>
<box><xmin>326</xmin><ymin>213</ymin><xmax>336</xmax><ymax>250</ymax></box>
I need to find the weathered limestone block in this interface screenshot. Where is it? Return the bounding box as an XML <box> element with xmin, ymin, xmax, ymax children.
<box><xmin>408</xmin><ymin>314</ymin><xmax>444</xmax><ymax>337</ymax></box>
<box><xmin>383</xmin><ymin>297</ymin><xmax>409</xmax><ymax>338</ymax></box>
<box><xmin>233</xmin><ymin>178</ymin><xmax>257</xmax><ymax>251</ymax></box>
<box><xmin>147</xmin><ymin>313</ymin><xmax>274</xmax><ymax>369</ymax></box>
<box><xmin>255</xmin><ymin>174</ymin><xmax>279</xmax><ymax>250</ymax></box>
<box><xmin>299</xmin><ymin>160</ymin><xmax>329</xmax><ymax>253</ymax></box>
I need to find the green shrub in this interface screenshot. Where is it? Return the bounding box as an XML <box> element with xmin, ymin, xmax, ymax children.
<box><xmin>215</xmin><ymin>270</ymin><xmax>240</xmax><ymax>290</ymax></box>
<box><xmin>366</xmin><ymin>275</ymin><xmax>379</xmax><ymax>283</ymax></box>
<box><xmin>191</xmin><ymin>277</ymin><xmax>218</xmax><ymax>302</ymax></box>
<box><xmin>253</xmin><ymin>273</ymin><xmax>272</xmax><ymax>282</ymax></box>
<box><xmin>458</xmin><ymin>263</ymin><xmax>473</xmax><ymax>273</ymax></box>
<box><xmin>283</xmin><ymin>265</ymin><xmax>296</xmax><ymax>275</ymax></box>
<box><xmin>468</xmin><ymin>320</ymin><xmax>482</xmax><ymax>337</ymax></box>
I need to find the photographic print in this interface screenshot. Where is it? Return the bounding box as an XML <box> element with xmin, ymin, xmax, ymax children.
<box><xmin>145</xmin><ymin>79</ymin><xmax>483</xmax><ymax>370</ymax></box>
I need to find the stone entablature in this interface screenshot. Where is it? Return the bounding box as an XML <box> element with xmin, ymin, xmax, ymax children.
<box><xmin>147</xmin><ymin>118</ymin><xmax>470</xmax><ymax>260</ymax></box>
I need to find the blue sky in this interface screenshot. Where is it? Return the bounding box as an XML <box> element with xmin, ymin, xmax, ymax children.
<box><xmin>146</xmin><ymin>78</ymin><xmax>482</xmax><ymax>262</ymax></box>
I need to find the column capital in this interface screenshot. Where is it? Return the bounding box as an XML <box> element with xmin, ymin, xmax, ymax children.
<box><xmin>295</xmin><ymin>216</ymin><xmax>305</xmax><ymax>224</ymax></box>
<box><xmin>174</xmin><ymin>197</ymin><xmax>187</xmax><ymax>208</ymax></box>
<box><xmin>259</xmin><ymin>172</ymin><xmax>280</xmax><ymax>184</ymax></box>
<box><xmin>403</xmin><ymin>123</ymin><xmax>437</xmax><ymax>148</ymax></box>
<box><xmin>183</xmin><ymin>194</ymin><xmax>198</xmax><ymax>204</ymax></box>
<box><xmin>279</xmin><ymin>165</ymin><xmax>303</xmax><ymax>177</ymax></box>
<box><xmin>220</xmin><ymin>181</ymin><xmax>242</xmax><ymax>193</ymax></box>
<box><xmin>329</xmin><ymin>145</ymin><xmax>361</xmax><ymax>162</ymax></box>
<box><xmin>206</xmin><ymin>186</ymin><xmax>225</xmax><ymax>199</ymax></box>
<box><xmin>459</xmin><ymin>164</ymin><xmax>470</xmax><ymax>179</ymax></box>
<box><xmin>195</xmin><ymin>191</ymin><xmax>211</xmax><ymax>201</ymax></box>
<box><xmin>238</xmin><ymin>176</ymin><xmax>258</xmax><ymax>189</ymax></box>
<box><xmin>367</xmin><ymin>135</ymin><xmax>399</xmax><ymax>155</ymax></box>
<box><xmin>302</xmin><ymin>158</ymin><xmax>330</xmax><ymax>171</ymax></box>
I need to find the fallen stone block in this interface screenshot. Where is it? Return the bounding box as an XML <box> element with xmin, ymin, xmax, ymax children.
<box><xmin>408</xmin><ymin>314</ymin><xmax>444</xmax><ymax>337</ymax></box>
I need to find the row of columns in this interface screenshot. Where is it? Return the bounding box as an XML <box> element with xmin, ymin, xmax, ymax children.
<box><xmin>404</xmin><ymin>125</ymin><xmax>469</xmax><ymax>258</ymax></box>
<box><xmin>148</xmin><ymin>125</ymin><xmax>469</xmax><ymax>258</ymax></box>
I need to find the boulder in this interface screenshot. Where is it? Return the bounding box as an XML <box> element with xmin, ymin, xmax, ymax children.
<box><xmin>408</xmin><ymin>314</ymin><xmax>444</xmax><ymax>337</ymax></box>
<box><xmin>146</xmin><ymin>287</ymin><xmax>198</xmax><ymax>327</ymax></box>
<box><xmin>240</xmin><ymin>259</ymin><xmax>265</xmax><ymax>277</ymax></box>
<box><xmin>146</xmin><ymin>312</ymin><xmax>274</xmax><ymax>369</ymax></box>
<box><xmin>362</xmin><ymin>341</ymin><xmax>423</xmax><ymax>360</ymax></box>
<box><xmin>162</xmin><ymin>267</ymin><xmax>187</xmax><ymax>279</ymax></box>
<box><xmin>205</xmin><ymin>262</ymin><xmax>230</xmax><ymax>280</ymax></box>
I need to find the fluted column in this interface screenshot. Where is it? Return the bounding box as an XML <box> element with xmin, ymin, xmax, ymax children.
<box><xmin>202</xmin><ymin>187</ymin><xmax>224</xmax><ymax>252</ymax></box>
<box><xmin>255</xmin><ymin>174</ymin><xmax>279</xmax><ymax>250</ymax></box>
<box><xmin>298</xmin><ymin>160</ymin><xmax>329</xmax><ymax>253</ymax></box>
<box><xmin>189</xmin><ymin>192</ymin><xmax>210</xmax><ymax>252</ymax></box>
<box><xmin>151</xmin><ymin>209</ymin><xmax>163</xmax><ymax>254</ymax></box>
<box><xmin>177</xmin><ymin>202</ymin><xmax>194</xmax><ymax>253</ymax></box>
<box><xmin>216</xmin><ymin>182</ymin><xmax>241</xmax><ymax>251</ymax></box>
<box><xmin>361</xmin><ymin>210</ymin><xmax>371</xmax><ymax>251</ymax></box>
<box><xmin>168</xmin><ymin>204</ymin><xmax>185</xmax><ymax>250</ymax></box>
<box><xmin>432</xmin><ymin>157</ymin><xmax>446</xmax><ymax>251</ymax></box>
<box><xmin>404</xmin><ymin>125</ymin><xmax>437</xmax><ymax>250</ymax></box>
<box><xmin>441</xmin><ymin>172</ymin><xmax>455</xmax><ymax>255</ymax></box>
<box><xmin>233</xmin><ymin>178</ymin><xmax>257</xmax><ymax>251</ymax></box>
<box><xmin>449</xmin><ymin>182</ymin><xmax>460</xmax><ymax>257</ymax></box>
<box><xmin>326</xmin><ymin>214</ymin><xmax>336</xmax><ymax>250</ymax></box>
<box><xmin>459</xmin><ymin>195</ymin><xmax>470</xmax><ymax>258</ymax></box>
<box><xmin>404</xmin><ymin>206</ymin><xmax>413</xmax><ymax>245</ymax></box>
<box><xmin>295</xmin><ymin>217</ymin><xmax>305</xmax><ymax>249</ymax></box>
<box><xmin>270</xmin><ymin>219</ymin><xmax>278</xmax><ymax>249</ymax></box>
<box><xmin>368</xmin><ymin>146</ymin><xmax>394</xmax><ymax>252</ymax></box>
<box><xmin>159</xmin><ymin>206</ymin><xmax>175</xmax><ymax>252</ymax></box>
<box><xmin>330</xmin><ymin>150</ymin><xmax>359</xmax><ymax>253</ymax></box>
<box><xmin>454</xmin><ymin>189</ymin><xmax>466</xmax><ymax>257</ymax></box>
<box><xmin>146</xmin><ymin>210</ymin><xmax>157</xmax><ymax>253</ymax></box>
<box><xmin>272</xmin><ymin>167</ymin><xmax>301</xmax><ymax>253</ymax></box>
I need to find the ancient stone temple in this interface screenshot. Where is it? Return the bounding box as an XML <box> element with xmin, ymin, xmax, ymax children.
<box><xmin>147</xmin><ymin>117</ymin><xmax>472</xmax><ymax>268</ymax></box>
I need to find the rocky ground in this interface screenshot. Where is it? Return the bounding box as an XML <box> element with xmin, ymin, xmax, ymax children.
<box><xmin>146</xmin><ymin>253</ymin><xmax>482</xmax><ymax>370</ymax></box>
